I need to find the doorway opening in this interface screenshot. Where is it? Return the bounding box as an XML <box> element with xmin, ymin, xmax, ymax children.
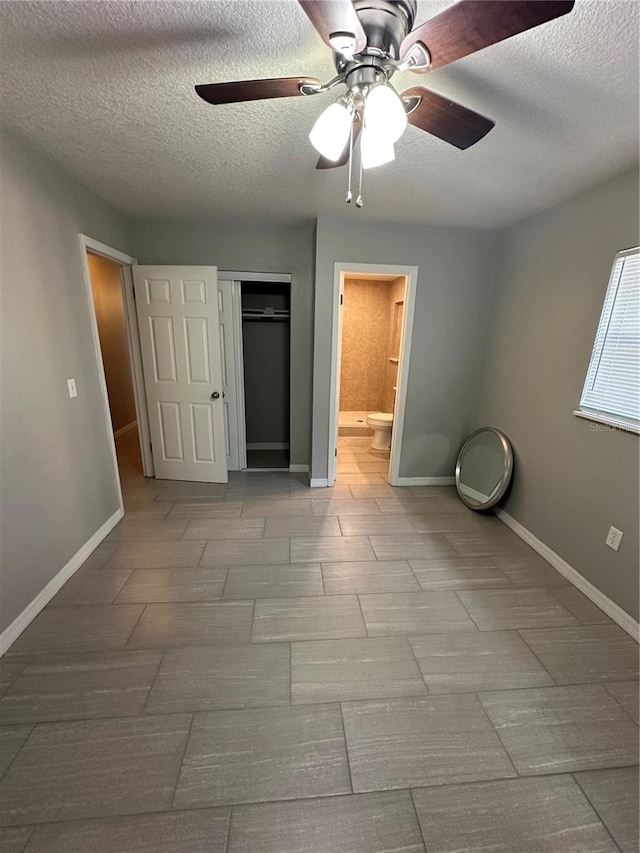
<box><xmin>241</xmin><ymin>281</ymin><xmax>291</xmax><ymax>471</ymax></box>
<box><xmin>328</xmin><ymin>263</ymin><xmax>418</xmax><ymax>487</ymax></box>
<box><xmin>86</xmin><ymin>251</ymin><xmax>142</xmax><ymax>482</ymax></box>
<box><xmin>79</xmin><ymin>235</ymin><xmax>153</xmax><ymax>511</ymax></box>
<box><xmin>337</xmin><ymin>272</ymin><xmax>406</xmax><ymax>483</ymax></box>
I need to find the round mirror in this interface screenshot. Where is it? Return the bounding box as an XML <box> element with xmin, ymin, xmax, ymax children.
<box><xmin>455</xmin><ymin>427</ymin><xmax>513</xmax><ymax>511</ymax></box>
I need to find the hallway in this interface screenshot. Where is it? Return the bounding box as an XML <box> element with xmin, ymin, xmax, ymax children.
<box><xmin>0</xmin><ymin>464</ymin><xmax>637</xmax><ymax>851</ymax></box>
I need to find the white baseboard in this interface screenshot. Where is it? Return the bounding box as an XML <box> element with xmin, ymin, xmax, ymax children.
<box><xmin>392</xmin><ymin>476</ymin><xmax>456</xmax><ymax>487</ymax></box>
<box><xmin>289</xmin><ymin>464</ymin><xmax>309</xmax><ymax>473</ymax></box>
<box><xmin>246</xmin><ymin>442</ymin><xmax>289</xmax><ymax>450</ymax></box>
<box><xmin>496</xmin><ymin>509</ymin><xmax>639</xmax><ymax>642</ymax></box>
<box><xmin>113</xmin><ymin>420</ymin><xmax>137</xmax><ymax>439</ymax></box>
<box><xmin>310</xmin><ymin>478</ymin><xmax>329</xmax><ymax>488</ymax></box>
<box><xmin>0</xmin><ymin>508</ymin><xmax>124</xmax><ymax>656</ymax></box>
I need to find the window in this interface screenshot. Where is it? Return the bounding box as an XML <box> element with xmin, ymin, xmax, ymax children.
<box><xmin>576</xmin><ymin>247</ymin><xmax>640</xmax><ymax>433</ymax></box>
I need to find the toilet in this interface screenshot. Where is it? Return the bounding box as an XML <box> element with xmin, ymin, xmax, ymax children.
<box><xmin>366</xmin><ymin>412</ymin><xmax>393</xmax><ymax>451</ymax></box>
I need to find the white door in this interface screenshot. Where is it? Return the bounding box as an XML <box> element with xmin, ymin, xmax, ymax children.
<box><xmin>133</xmin><ymin>266</ymin><xmax>228</xmax><ymax>483</ymax></box>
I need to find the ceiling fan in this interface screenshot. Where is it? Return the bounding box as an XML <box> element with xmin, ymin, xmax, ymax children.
<box><xmin>195</xmin><ymin>0</ymin><xmax>575</xmax><ymax>206</ymax></box>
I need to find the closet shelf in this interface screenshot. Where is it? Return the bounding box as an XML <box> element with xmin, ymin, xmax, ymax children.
<box><xmin>242</xmin><ymin>308</ymin><xmax>290</xmax><ymax>321</ymax></box>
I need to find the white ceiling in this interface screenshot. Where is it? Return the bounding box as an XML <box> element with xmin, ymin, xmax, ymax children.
<box><xmin>0</xmin><ymin>0</ymin><xmax>638</xmax><ymax>227</ymax></box>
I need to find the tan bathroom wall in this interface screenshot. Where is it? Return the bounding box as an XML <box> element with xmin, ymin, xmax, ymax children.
<box><xmin>383</xmin><ymin>276</ymin><xmax>406</xmax><ymax>413</ymax></box>
<box><xmin>87</xmin><ymin>252</ymin><xmax>137</xmax><ymax>433</ymax></box>
<box><xmin>339</xmin><ymin>278</ymin><xmax>389</xmax><ymax>411</ymax></box>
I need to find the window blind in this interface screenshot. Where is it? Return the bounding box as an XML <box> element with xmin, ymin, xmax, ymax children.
<box><xmin>579</xmin><ymin>247</ymin><xmax>640</xmax><ymax>430</ymax></box>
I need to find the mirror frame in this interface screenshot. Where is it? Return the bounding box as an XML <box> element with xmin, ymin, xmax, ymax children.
<box><xmin>455</xmin><ymin>427</ymin><xmax>513</xmax><ymax>511</ymax></box>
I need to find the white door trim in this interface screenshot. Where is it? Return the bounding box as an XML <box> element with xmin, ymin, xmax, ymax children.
<box><xmin>328</xmin><ymin>262</ymin><xmax>419</xmax><ymax>487</ymax></box>
<box><xmin>231</xmin><ymin>281</ymin><xmax>248</xmax><ymax>469</ymax></box>
<box><xmin>224</xmin><ymin>273</ymin><xmax>292</xmax><ymax>472</ymax></box>
<box><xmin>78</xmin><ymin>235</ymin><xmax>154</xmax><ymax>481</ymax></box>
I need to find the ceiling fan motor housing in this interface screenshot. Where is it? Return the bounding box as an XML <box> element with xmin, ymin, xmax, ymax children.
<box><xmin>334</xmin><ymin>0</ymin><xmax>417</xmax><ymax>85</ymax></box>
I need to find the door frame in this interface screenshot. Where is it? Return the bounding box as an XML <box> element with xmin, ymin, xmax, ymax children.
<box><xmin>328</xmin><ymin>262</ymin><xmax>419</xmax><ymax>486</ymax></box>
<box><xmin>219</xmin><ymin>271</ymin><xmax>293</xmax><ymax>472</ymax></box>
<box><xmin>78</xmin><ymin>235</ymin><xmax>154</xmax><ymax>493</ymax></box>
<box><xmin>217</xmin><ymin>278</ymin><xmax>246</xmax><ymax>471</ymax></box>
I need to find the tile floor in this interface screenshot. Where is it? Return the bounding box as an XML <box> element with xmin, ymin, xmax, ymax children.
<box><xmin>0</xmin><ymin>434</ymin><xmax>637</xmax><ymax>852</ymax></box>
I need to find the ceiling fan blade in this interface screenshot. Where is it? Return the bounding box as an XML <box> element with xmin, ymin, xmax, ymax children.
<box><xmin>403</xmin><ymin>86</ymin><xmax>494</xmax><ymax>149</ymax></box>
<box><xmin>316</xmin><ymin>118</ymin><xmax>362</xmax><ymax>169</ymax></box>
<box><xmin>401</xmin><ymin>0</ymin><xmax>574</xmax><ymax>72</ymax></box>
<box><xmin>195</xmin><ymin>76</ymin><xmax>322</xmax><ymax>105</ymax></box>
<box><xmin>298</xmin><ymin>0</ymin><xmax>367</xmax><ymax>54</ymax></box>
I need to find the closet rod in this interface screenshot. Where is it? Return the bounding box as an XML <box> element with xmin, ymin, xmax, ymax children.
<box><xmin>241</xmin><ymin>311</ymin><xmax>290</xmax><ymax>320</ymax></box>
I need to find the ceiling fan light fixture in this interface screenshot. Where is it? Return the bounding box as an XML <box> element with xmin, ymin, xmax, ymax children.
<box><xmin>309</xmin><ymin>101</ymin><xmax>353</xmax><ymax>161</ymax></box>
<box><xmin>328</xmin><ymin>31</ymin><xmax>358</xmax><ymax>59</ymax></box>
<box><xmin>361</xmin><ymin>127</ymin><xmax>395</xmax><ymax>170</ymax></box>
<box><xmin>364</xmin><ymin>83</ymin><xmax>408</xmax><ymax>144</ymax></box>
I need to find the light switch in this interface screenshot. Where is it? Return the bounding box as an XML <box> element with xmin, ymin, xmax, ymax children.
<box><xmin>67</xmin><ymin>378</ymin><xmax>78</xmax><ymax>398</ymax></box>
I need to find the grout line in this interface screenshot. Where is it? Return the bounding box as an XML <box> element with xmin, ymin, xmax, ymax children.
<box><xmin>140</xmin><ymin>649</ymin><xmax>167</xmax><ymax>714</ymax></box>
<box><xmin>409</xmin><ymin>787</ymin><xmax>429</xmax><ymax>852</ymax></box>
<box><xmin>170</xmin><ymin>712</ymin><xmax>195</xmax><ymax>810</ymax></box>
<box><xmin>0</xmin><ymin>724</ymin><xmax>35</xmax><ymax>784</ymax></box>
<box><xmin>405</xmin><ymin>636</ymin><xmax>430</xmax><ymax>695</ymax></box>
<box><xmin>5</xmin><ymin>772</ymin><xmax>639</xmax><ymax>837</ymax></box>
<box><xmin>355</xmin><ymin>594</ymin><xmax>369</xmax><ymax>637</ymax></box>
<box><xmin>110</xmin><ymin>569</ymin><xmax>135</xmax><ymax>605</ymax></box>
<box><xmin>124</xmin><ymin>603</ymin><xmax>148</xmax><ymax>649</ymax></box>
<box><xmin>338</xmin><ymin>702</ymin><xmax>355</xmax><ymax>795</ymax></box>
<box><xmin>473</xmin><ymin>691</ymin><xmax>520</xmax><ymax>778</ymax></box>
<box><xmin>218</xmin><ymin>567</ymin><xmax>232</xmax><ymax>601</ymax></box>
<box><xmin>514</xmin><ymin>628</ymin><xmax>559</xmax><ymax>686</ymax></box>
<box><xmin>223</xmin><ymin>804</ymin><xmax>233</xmax><ymax>853</ymax></box>
<box><xmin>572</xmin><ymin>772</ymin><xmax>625</xmax><ymax>853</ymax></box>
<box><xmin>451</xmin><ymin>589</ymin><xmax>482</xmax><ymax>631</ymax></box>
<box><xmin>249</xmin><ymin>600</ymin><xmax>257</xmax><ymax>641</ymax></box>
<box><xmin>602</xmin><ymin>683</ymin><xmax>640</xmax><ymax>726</ymax></box>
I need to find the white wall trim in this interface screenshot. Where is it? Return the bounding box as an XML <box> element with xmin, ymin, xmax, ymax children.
<box><xmin>393</xmin><ymin>476</ymin><xmax>456</xmax><ymax>486</ymax></box>
<box><xmin>218</xmin><ymin>270</ymin><xmax>292</xmax><ymax>283</ymax></box>
<box><xmin>0</xmin><ymin>509</ymin><xmax>123</xmax><ymax>656</ymax></box>
<box><xmin>113</xmin><ymin>420</ymin><xmax>137</xmax><ymax>439</ymax></box>
<box><xmin>289</xmin><ymin>464</ymin><xmax>309</xmax><ymax>473</ymax></box>
<box><xmin>310</xmin><ymin>478</ymin><xmax>329</xmax><ymax>488</ymax></box>
<box><xmin>496</xmin><ymin>509</ymin><xmax>639</xmax><ymax>642</ymax></box>
<box><xmin>327</xmin><ymin>263</ymin><xmax>419</xmax><ymax>488</ymax></box>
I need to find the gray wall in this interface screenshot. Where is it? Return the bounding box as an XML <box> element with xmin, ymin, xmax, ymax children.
<box><xmin>129</xmin><ymin>218</ymin><xmax>314</xmax><ymax>467</ymax></box>
<box><xmin>0</xmin><ymin>127</ymin><xmax>132</xmax><ymax>633</ymax></box>
<box><xmin>312</xmin><ymin>217</ymin><xmax>501</xmax><ymax>481</ymax></box>
<box><xmin>474</xmin><ymin>168</ymin><xmax>640</xmax><ymax>620</ymax></box>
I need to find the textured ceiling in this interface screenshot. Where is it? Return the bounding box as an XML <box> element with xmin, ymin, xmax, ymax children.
<box><xmin>0</xmin><ymin>0</ymin><xmax>638</xmax><ymax>226</ymax></box>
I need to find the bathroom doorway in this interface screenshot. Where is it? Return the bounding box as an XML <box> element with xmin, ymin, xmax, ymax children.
<box><xmin>328</xmin><ymin>263</ymin><xmax>418</xmax><ymax>486</ymax></box>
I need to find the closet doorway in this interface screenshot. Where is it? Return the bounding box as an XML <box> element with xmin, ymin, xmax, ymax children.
<box><xmin>242</xmin><ymin>282</ymin><xmax>291</xmax><ymax>470</ymax></box>
<box><xmin>218</xmin><ymin>274</ymin><xmax>292</xmax><ymax>472</ymax></box>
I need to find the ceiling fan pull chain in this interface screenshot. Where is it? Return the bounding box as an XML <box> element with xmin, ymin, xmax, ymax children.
<box><xmin>345</xmin><ymin>121</ymin><xmax>354</xmax><ymax>204</ymax></box>
<box><xmin>355</xmin><ymin>135</ymin><xmax>363</xmax><ymax>208</ymax></box>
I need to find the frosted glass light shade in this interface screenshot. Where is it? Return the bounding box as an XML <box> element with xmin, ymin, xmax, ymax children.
<box><xmin>309</xmin><ymin>102</ymin><xmax>352</xmax><ymax>161</ymax></box>
<box><xmin>364</xmin><ymin>84</ymin><xmax>407</xmax><ymax>143</ymax></box>
<box><xmin>361</xmin><ymin>127</ymin><xmax>395</xmax><ymax>169</ymax></box>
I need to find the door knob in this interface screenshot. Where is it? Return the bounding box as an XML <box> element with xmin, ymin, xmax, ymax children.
<box><xmin>211</xmin><ymin>391</ymin><xmax>220</xmax><ymax>400</ymax></box>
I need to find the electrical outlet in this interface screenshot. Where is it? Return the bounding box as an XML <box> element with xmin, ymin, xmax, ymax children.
<box><xmin>67</xmin><ymin>378</ymin><xmax>77</xmax><ymax>398</ymax></box>
<box><xmin>605</xmin><ymin>526</ymin><xmax>623</xmax><ymax>552</ymax></box>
